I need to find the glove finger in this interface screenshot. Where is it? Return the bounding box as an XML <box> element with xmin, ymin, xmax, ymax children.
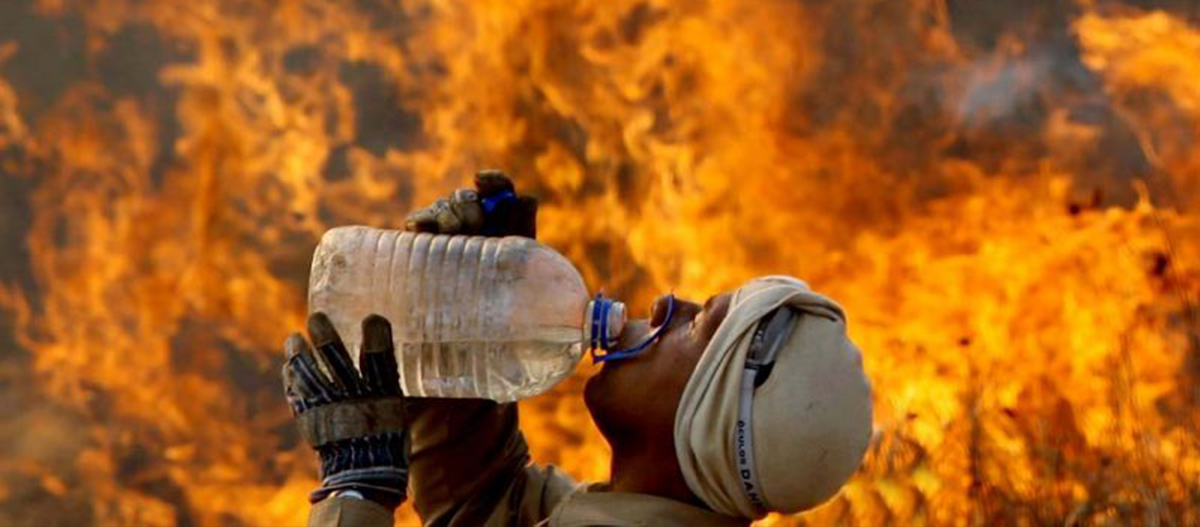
<box><xmin>449</xmin><ymin>189</ymin><xmax>484</xmax><ymax>234</ymax></box>
<box><xmin>282</xmin><ymin>334</ymin><xmax>308</xmax><ymax>413</ymax></box>
<box><xmin>283</xmin><ymin>333</ymin><xmax>335</xmax><ymax>409</ymax></box>
<box><xmin>405</xmin><ymin>207</ymin><xmax>440</xmax><ymax>233</ymax></box>
<box><xmin>361</xmin><ymin>314</ymin><xmax>402</xmax><ymax>396</ymax></box>
<box><xmin>474</xmin><ymin>169</ymin><xmax>515</xmax><ymax>197</ymax></box>
<box><xmin>433</xmin><ymin>198</ymin><xmax>464</xmax><ymax>234</ymax></box>
<box><xmin>308</xmin><ymin>312</ymin><xmax>362</xmax><ymax>396</ymax></box>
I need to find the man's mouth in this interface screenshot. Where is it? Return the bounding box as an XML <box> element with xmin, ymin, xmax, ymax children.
<box><xmin>612</xmin><ymin>319</ymin><xmax>652</xmax><ymax>352</ymax></box>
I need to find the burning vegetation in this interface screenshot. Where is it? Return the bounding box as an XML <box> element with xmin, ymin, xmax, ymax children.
<box><xmin>0</xmin><ymin>0</ymin><xmax>1198</xmax><ymax>525</ymax></box>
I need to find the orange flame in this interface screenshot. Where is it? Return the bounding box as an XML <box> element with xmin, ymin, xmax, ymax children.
<box><xmin>0</xmin><ymin>0</ymin><xmax>1198</xmax><ymax>525</ymax></box>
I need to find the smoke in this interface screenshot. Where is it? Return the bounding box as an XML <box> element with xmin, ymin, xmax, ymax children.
<box><xmin>954</xmin><ymin>44</ymin><xmax>1070</xmax><ymax>127</ymax></box>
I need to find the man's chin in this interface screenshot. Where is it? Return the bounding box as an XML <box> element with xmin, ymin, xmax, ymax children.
<box><xmin>585</xmin><ymin>350</ymin><xmax>631</xmax><ymax>390</ymax></box>
<box><xmin>583</xmin><ymin>359</ymin><xmax>623</xmax><ymax>414</ymax></box>
<box><xmin>583</xmin><ymin>362</ymin><xmax>610</xmax><ymax>397</ymax></box>
<box><xmin>582</xmin><ymin>370</ymin><xmax>603</xmax><ymax>420</ymax></box>
<box><xmin>583</xmin><ymin>367</ymin><xmax>625</xmax><ymax>444</ymax></box>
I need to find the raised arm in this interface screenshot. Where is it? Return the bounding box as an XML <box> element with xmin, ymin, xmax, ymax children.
<box><xmin>407</xmin><ymin>400</ymin><xmax>557</xmax><ymax>525</ymax></box>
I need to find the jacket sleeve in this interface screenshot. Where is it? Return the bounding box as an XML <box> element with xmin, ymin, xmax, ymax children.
<box><xmin>308</xmin><ymin>496</ymin><xmax>394</xmax><ymax>527</ymax></box>
<box><xmin>407</xmin><ymin>399</ymin><xmax>578</xmax><ymax>527</ymax></box>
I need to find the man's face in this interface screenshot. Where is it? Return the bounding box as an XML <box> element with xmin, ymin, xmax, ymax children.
<box><xmin>584</xmin><ymin>292</ymin><xmax>734</xmax><ymax>443</ymax></box>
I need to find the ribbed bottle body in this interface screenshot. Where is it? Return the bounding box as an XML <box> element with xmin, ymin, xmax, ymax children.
<box><xmin>308</xmin><ymin>226</ymin><xmax>589</xmax><ymax>402</ymax></box>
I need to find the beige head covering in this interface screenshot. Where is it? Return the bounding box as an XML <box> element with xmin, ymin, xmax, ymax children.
<box><xmin>674</xmin><ymin>276</ymin><xmax>873</xmax><ymax>519</ymax></box>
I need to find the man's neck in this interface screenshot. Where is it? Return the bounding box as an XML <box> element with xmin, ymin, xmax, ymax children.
<box><xmin>608</xmin><ymin>442</ymin><xmax>705</xmax><ymax>508</ymax></box>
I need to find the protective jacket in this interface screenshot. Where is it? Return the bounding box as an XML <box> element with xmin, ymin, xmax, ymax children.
<box><xmin>308</xmin><ymin>399</ymin><xmax>749</xmax><ymax>527</ymax></box>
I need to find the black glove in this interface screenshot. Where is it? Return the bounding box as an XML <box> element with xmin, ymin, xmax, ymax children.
<box><xmin>405</xmin><ymin>169</ymin><xmax>539</xmax><ymax>239</ymax></box>
<box><xmin>283</xmin><ymin>313</ymin><xmax>409</xmax><ymax>509</ymax></box>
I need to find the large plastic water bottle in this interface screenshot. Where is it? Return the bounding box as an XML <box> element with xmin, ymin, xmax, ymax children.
<box><xmin>307</xmin><ymin>226</ymin><xmax>627</xmax><ymax>402</ymax></box>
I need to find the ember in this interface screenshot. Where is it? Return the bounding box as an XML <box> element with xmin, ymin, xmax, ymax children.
<box><xmin>0</xmin><ymin>0</ymin><xmax>1197</xmax><ymax>525</ymax></box>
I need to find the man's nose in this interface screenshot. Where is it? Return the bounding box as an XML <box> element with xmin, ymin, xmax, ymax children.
<box><xmin>653</xmin><ymin>294</ymin><xmax>701</xmax><ymax>329</ymax></box>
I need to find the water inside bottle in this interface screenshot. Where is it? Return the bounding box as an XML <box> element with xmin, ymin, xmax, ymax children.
<box><xmin>400</xmin><ymin>336</ymin><xmax>582</xmax><ymax>401</ymax></box>
<box><xmin>309</xmin><ymin>227</ymin><xmax>591</xmax><ymax>402</ymax></box>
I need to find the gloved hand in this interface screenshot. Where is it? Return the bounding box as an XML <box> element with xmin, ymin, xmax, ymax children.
<box><xmin>405</xmin><ymin>169</ymin><xmax>539</xmax><ymax>239</ymax></box>
<box><xmin>283</xmin><ymin>313</ymin><xmax>409</xmax><ymax>510</ymax></box>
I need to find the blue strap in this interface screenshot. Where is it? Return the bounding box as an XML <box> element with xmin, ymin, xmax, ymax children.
<box><xmin>590</xmin><ymin>294</ymin><xmax>675</xmax><ymax>363</ymax></box>
<box><xmin>598</xmin><ymin>299</ymin><xmax>610</xmax><ymax>352</ymax></box>
<box><xmin>590</xmin><ymin>294</ymin><xmax>603</xmax><ymax>351</ymax></box>
<box><xmin>480</xmin><ymin>190</ymin><xmax>517</xmax><ymax>215</ymax></box>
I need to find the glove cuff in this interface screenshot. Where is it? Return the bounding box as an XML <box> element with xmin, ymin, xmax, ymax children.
<box><xmin>312</xmin><ymin>432</ymin><xmax>409</xmax><ymax>510</ymax></box>
<box><xmin>310</xmin><ymin>470</ymin><xmax>408</xmax><ymax>510</ymax></box>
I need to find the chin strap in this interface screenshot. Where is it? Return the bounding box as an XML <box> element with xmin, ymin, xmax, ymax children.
<box><xmin>736</xmin><ymin>306</ymin><xmax>797</xmax><ymax>515</ymax></box>
<box><xmin>590</xmin><ymin>294</ymin><xmax>675</xmax><ymax>363</ymax></box>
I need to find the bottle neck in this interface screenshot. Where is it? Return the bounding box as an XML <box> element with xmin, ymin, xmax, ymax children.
<box><xmin>584</xmin><ymin>297</ymin><xmax>626</xmax><ymax>352</ymax></box>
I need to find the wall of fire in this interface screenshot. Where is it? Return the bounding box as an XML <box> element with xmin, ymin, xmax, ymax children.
<box><xmin>0</xmin><ymin>0</ymin><xmax>1198</xmax><ymax>526</ymax></box>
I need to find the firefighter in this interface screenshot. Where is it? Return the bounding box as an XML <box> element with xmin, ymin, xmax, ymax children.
<box><xmin>282</xmin><ymin>171</ymin><xmax>873</xmax><ymax>527</ymax></box>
